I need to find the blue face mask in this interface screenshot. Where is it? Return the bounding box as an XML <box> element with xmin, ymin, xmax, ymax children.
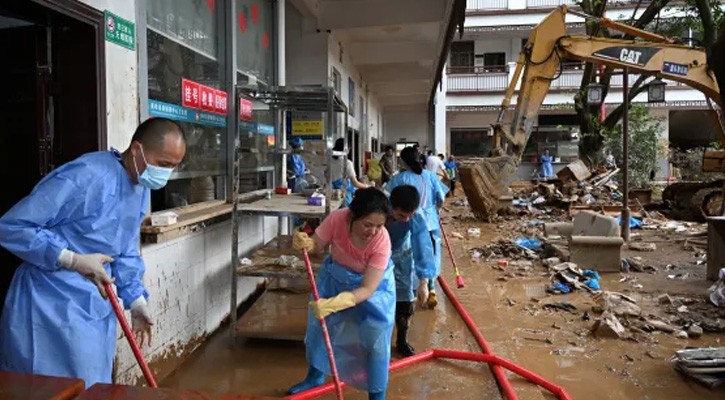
<box><xmin>134</xmin><ymin>145</ymin><xmax>174</xmax><ymax>190</ymax></box>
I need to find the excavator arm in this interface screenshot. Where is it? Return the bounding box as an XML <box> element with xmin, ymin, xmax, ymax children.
<box><xmin>495</xmin><ymin>5</ymin><xmax>723</xmax><ymax>160</ymax></box>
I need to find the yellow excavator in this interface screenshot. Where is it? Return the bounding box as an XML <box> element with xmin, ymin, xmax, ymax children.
<box><xmin>459</xmin><ymin>5</ymin><xmax>724</xmax><ymax>220</ymax></box>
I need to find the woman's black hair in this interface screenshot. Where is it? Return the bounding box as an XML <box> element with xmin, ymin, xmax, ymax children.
<box><xmin>332</xmin><ymin>138</ymin><xmax>346</xmax><ymax>160</ymax></box>
<box><xmin>349</xmin><ymin>188</ymin><xmax>391</xmax><ymax>222</ymax></box>
<box><xmin>390</xmin><ymin>185</ymin><xmax>420</xmax><ymax>213</ymax></box>
<box><xmin>384</xmin><ymin>145</ymin><xmax>394</xmax><ymax>152</ymax></box>
<box><xmin>399</xmin><ymin>147</ymin><xmax>423</xmax><ymax>174</ymax></box>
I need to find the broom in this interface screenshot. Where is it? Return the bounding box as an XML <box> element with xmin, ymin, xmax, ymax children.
<box><xmin>439</xmin><ymin>221</ymin><xmax>465</xmax><ymax>288</ymax></box>
<box><xmin>104</xmin><ymin>282</ymin><xmax>158</xmax><ymax>388</ymax></box>
<box><xmin>302</xmin><ymin>249</ymin><xmax>345</xmax><ymax>400</ymax></box>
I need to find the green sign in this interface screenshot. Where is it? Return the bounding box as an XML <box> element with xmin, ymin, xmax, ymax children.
<box><xmin>104</xmin><ymin>10</ymin><xmax>135</xmax><ymax>50</ymax></box>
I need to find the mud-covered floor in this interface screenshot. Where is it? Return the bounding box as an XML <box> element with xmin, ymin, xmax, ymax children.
<box><xmin>161</xmin><ymin>196</ymin><xmax>725</xmax><ymax>399</ymax></box>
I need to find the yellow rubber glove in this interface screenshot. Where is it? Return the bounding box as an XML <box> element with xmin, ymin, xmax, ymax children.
<box><xmin>293</xmin><ymin>232</ymin><xmax>315</xmax><ymax>253</ymax></box>
<box><xmin>310</xmin><ymin>292</ymin><xmax>356</xmax><ymax>320</ymax></box>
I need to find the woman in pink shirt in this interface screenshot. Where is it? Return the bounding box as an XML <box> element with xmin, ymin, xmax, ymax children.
<box><xmin>290</xmin><ymin>188</ymin><xmax>394</xmax><ymax>400</ymax></box>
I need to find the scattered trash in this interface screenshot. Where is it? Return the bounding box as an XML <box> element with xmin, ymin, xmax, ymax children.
<box><xmin>543</xmin><ymin>257</ymin><xmax>561</xmax><ymax>267</ymax></box>
<box><xmin>543</xmin><ymin>302</ymin><xmax>577</xmax><ymax>313</ymax></box>
<box><xmin>623</xmin><ymin>257</ymin><xmax>657</xmax><ymax>273</ymax></box>
<box><xmin>515</xmin><ymin>237</ymin><xmax>542</xmax><ymax>250</ymax></box>
<box><xmin>528</xmin><ymin>221</ymin><xmax>545</xmax><ymax>226</ymax></box>
<box><xmin>467</xmin><ymin>227</ymin><xmax>481</xmax><ymax>238</ymax></box>
<box><xmin>275</xmin><ymin>255</ymin><xmax>299</xmax><ymax>268</ymax></box>
<box><xmin>687</xmin><ymin>324</ymin><xmax>704</xmax><ymax>339</ymax></box>
<box><xmin>240</xmin><ymin>257</ymin><xmax>253</xmax><ymax>266</ymax></box>
<box><xmin>592</xmin><ymin>311</ymin><xmax>627</xmax><ymax>339</ymax></box>
<box><xmin>548</xmin><ymin>283</ymin><xmax>571</xmax><ymax>294</ymax></box>
<box><xmin>677</xmin><ymin>305</ymin><xmax>689</xmax><ymax>313</ymax></box>
<box><xmin>471</xmin><ymin>249</ymin><xmax>483</xmax><ymax>259</ymax></box>
<box><xmin>582</xmin><ymin>311</ymin><xmax>591</xmax><ymax>321</ymax></box>
<box><xmin>582</xmin><ymin>270</ymin><xmax>601</xmax><ymax>290</ymax></box>
<box><xmin>615</xmin><ymin>216</ymin><xmax>643</xmax><ymax>229</ymax></box>
<box><xmin>658</xmin><ymin>294</ymin><xmax>674</xmax><ymax>305</ymax></box>
<box><xmin>497</xmin><ymin>259</ymin><xmax>509</xmax><ymax>267</ymax></box>
<box><xmin>709</xmin><ymin>268</ymin><xmax>725</xmax><ymax>307</ymax></box>
<box><xmin>628</xmin><ymin>242</ymin><xmax>657</xmax><ymax>252</ymax></box>
<box><xmin>672</xmin><ymin>347</ymin><xmax>725</xmax><ymax>388</ymax></box>
<box><xmin>595</xmin><ymin>291</ymin><xmax>641</xmax><ymax>317</ymax></box>
<box><xmin>450</xmin><ymin>231</ymin><xmax>465</xmax><ymax>239</ymax></box>
<box><xmin>675</xmin><ymin>330</ymin><xmax>689</xmax><ymax>339</ymax></box>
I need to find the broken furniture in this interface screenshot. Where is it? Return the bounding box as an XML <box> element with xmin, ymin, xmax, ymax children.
<box><xmin>0</xmin><ymin>371</ymin><xmax>84</xmax><ymax>400</ymax></box>
<box><xmin>544</xmin><ymin>210</ymin><xmax>623</xmax><ymax>272</ymax></box>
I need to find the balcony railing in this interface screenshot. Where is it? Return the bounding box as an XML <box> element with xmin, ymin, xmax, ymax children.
<box><xmin>447</xmin><ymin>66</ymin><xmax>510</xmax><ymax>92</ymax></box>
<box><xmin>466</xmin><ymin>0</ymin><xmax>509</xmax><ymax>10</ymax></box>
<box><xmin>525</xmin><ymin>0</ymin><xmax>575</xmax><ymax>8</ymax></box>
<box><xmin>447</xmin><ymin>62</ymin><xmax>683</xmax><ymax>93</ymax></box>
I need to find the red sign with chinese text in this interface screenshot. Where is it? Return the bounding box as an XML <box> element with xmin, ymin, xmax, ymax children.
<box><xmin>214</xmin><ymin>90</ymin><xmax>227</xmax><ymax>114</ymax></box>
<box><xmin>181</xmin><ymin>79</ymin><xmax>200</xmax><ymax>109</ymax></box>
<box><xmin>181</xmin><ymin>78</ymin><xmax>228</xmax><ymax>116</ymax></box>
<box><xmin>239</xmin><ymin>98</ymin><xmax>253</xmax><ymax>121</ymax></box>
<box><xmin>200</xmin><ymin>85</ymin><xmax>215</xmax><ymax>112</ymax></box>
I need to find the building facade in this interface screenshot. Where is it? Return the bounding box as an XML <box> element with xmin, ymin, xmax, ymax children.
<box><xmin>435</xmin><ymin>0</ymin><xmax>721</xmax><ymax>179</ymax></box>
<box><xmin>0</xmin><ymin>0</ymin><xmax>457</xmax><ymax>385</ymax></box>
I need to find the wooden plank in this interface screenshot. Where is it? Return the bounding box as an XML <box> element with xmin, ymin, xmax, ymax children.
<box><xmin>235</xmin><ymin>289</ymin><xmax>309</xmax><ymax>341</ymax></box>
<box><xmin>141</xmin><ymin>202</ymin><xmax>233</xmax><ymax>234</ymax></box>
<box><xmin>237</xmin><ymin>194</ymin><xmax>341</xmax><ymax>218</ymax></box>
<box><xmin>0</xmin><ymin>371</ymin><xmax>84</xmax><ymax>400</ymax></box>
<box><xmin>237</xmin><ymin>235</ymin><xmax>324</xmax><ymax>279</ymax></box>
<box><xmin>75</xmin><ymin>384</ymin><xmax>278</xmax><ymax>400</ymax></box>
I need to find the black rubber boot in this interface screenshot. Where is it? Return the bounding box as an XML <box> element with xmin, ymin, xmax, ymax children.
<box><xmin>395</xmin><ymin>301</ymin><xmax>415</xmax><ymax>358</ymax></box>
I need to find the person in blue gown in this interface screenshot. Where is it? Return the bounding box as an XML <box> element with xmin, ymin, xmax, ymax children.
<box><xmin>540</xmin><ymin>149</ymin><xmax>554</xmax><ymax>178</ymax></box>
<box><xmin>385</xmin><ymin>147</ymin><xmax>448</xmax><ymax>309</ymax></box>
<box><xmin>287</xmin><ymin>137</ymin><xmax>308</xmax><ymax>193</ymax></box>
<box><xmin>0</xmin><ymin>118</ymin><xmax>186</xmax><ymax>388</ymax></box>
<box><xmin>290</xmin><ymin>188</ymin><xmax>393</xmax><ymax>400</ymax></box>
<box><xmin>386</xmin><ymin>185</ymin><xmax>436</xmax><ymax>357</ymax></box>
<box><xmin>330</xmin><ymin>138</ymin><xmax>369</xmax><ymax>207</ymax></box>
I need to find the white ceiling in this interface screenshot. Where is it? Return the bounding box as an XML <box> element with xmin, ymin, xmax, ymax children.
<box><xmin>291</xmin><ymin>0</ymin><xmax>456</xmax><ymax>109</ymax></box>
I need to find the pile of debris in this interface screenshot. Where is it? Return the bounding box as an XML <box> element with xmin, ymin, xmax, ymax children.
<box><xmin>672</xmin><ymin>347</ymin><xmax>725</xmax><ymax>388</ymax></box>
<box><xmin>590</xmin><ymin>291</ymin><xmax>707</xmax><ymax>341</ymax></box>
<box><xmin>545</xmin><ymin>260</ymin><xmax>601</xmax><ymax>294</ymax></box>
<box><xmin>503</xmin><ymin>161</ymin><xmax>623</xmax><ymax>215</ymax></box>
<box><xmin>471</xmin><ymin>239</ymin><xmax>538</xmax><ymax>261</ymax></box>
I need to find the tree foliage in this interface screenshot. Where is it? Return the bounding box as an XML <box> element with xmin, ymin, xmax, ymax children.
<box><xmin>575</xmin><ymin>0</ymin><xmax>723</xmax><ymax>167</ymax></box>
<box><xmin>604</xmin><ymin>105</ymin><xmax>667</xmax><ymax>188</ymax></box>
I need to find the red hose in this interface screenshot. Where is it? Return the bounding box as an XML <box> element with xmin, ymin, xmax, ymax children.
<box><xmin>104</xmin><ymin>282</ymin><xmax>157</xmax><ymax>388</ymax></box>
<box><xmin>436</xmin><ymin>275</ymin><xmax>518</xmax><ymax>400</ymax></box>
<box><xmin>286</xmin><ymin>351</ymin><xmax>435</xmax><ymax>400</ymax></box>
<box><xmin>301</xmin><ymin>249</ymin><xmax>344</xmax><ymax>400</ymax></box>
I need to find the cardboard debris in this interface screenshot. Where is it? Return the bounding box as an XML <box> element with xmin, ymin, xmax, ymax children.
<box><xmin>595</xmin><ymin>291</ymin><xmax>641</xmax><ymax>317</ymax></box>
<box><xmin>557</xmin><ymin>160</ymin><xmax>592</xmax><ymax>183</ymax></box>
<box><xmin>592</xmin><ymin>311</ymin><xmax>627</xmax><ymax>339</ymax></box>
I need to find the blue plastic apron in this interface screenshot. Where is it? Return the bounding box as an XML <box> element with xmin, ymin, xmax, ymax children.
<box><xmin>305</xmin><ymin>257</ymin><xmax>395</xmax><ymax>392</ymax></box>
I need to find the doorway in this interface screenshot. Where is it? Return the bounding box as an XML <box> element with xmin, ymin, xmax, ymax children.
<box><xmin>346</xmin><ymin>129</ymin><xmax>360</xmax><ymax>177</ymax></box>
<box><xmin>0</xmin><ymin>0</ymin><xmax>106</xmax><ymax>307</ymax></box>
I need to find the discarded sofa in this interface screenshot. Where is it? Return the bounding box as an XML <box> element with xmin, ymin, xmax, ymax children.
<box><xmin>544</xmin><ymin>210</ymin><xmax>623</xmax><ymax>272</ymax></box>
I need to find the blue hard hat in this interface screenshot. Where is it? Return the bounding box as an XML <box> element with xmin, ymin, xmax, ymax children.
<box><xmin>290</xmin><ymin>137</ymin><xmax>303</xmax><ymax>147</ymax></box>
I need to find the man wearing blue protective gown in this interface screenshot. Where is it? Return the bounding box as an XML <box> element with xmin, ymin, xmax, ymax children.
<box><xmin>386</xmin><ymin>186</ymin><xmax>437</xmax><ymax>358</ymax></box>
<box><xmin>0</xmin><ymin>118</ymin><xmax>186</xmax><ymax>388</ymax></box>
<box><xmin>385</xmin><ymin>147</ymin><xmax>448</xmax><ymax>309</ymax></box>
<box><xmin>540</xmin><ymin>149</ymin><xmax>554</xmax><ymax>178</ymax></box>
<box><xmin>287</xmin><ymin>137</ymin><xmax>308</xmax><ymax>193</ymax></box>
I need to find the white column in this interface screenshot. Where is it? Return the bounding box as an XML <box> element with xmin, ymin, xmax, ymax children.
<box><xmin>434</xmin><ymin>67</ymin><xmax>448</xmax><ymax>154</ymax></box>
<box><xmin>277</xmin><ymin>0</ymin><xmax>288</xmax><ymax>234</ymax></box>
<box><xmin>649</xmin><ymin>108</ymin><xmax>670</xmax><ymax>180</ymax></box>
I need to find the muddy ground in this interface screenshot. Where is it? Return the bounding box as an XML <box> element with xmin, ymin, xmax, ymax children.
<box><xmin>161</xmin><ymin>195</ymin><xmax>725</xmax><ymax>399</ymax></box>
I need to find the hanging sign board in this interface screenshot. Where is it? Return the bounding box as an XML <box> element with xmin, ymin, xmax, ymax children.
<box><xmin>104</xmin><ymin>11</ymin><xmax>135</xmax><ymax>50</ymax></box>
<box><xmin>239</xmin><ymin>97</ymin><xmax>254</xmax><ymax>121</ymax></box>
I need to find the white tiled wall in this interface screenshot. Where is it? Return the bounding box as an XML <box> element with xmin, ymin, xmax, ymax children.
<box><xmin>115</xmin><ymin>216</ymin><xmax>277</xmax><ymax>384</ymax></box>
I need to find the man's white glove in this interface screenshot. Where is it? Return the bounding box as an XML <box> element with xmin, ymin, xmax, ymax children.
<box><xmin>130</xmin><ymin>297</ymin><xmax>154</xmax><ymax>348</ymax></box>
<box><xmin>58</xmin><ymin>250</ymin><xmax>114</xmax><ymax>299</ymax></box>
<box><xmin>417</xmin><ymin>279</ymin><xmax>429</xmax><ymax>308</ymax></box>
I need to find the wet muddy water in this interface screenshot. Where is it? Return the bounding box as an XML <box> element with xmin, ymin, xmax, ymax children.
<box><xmin>162</xmin><ymin>203</ymin><xmax>725</xmax><ymax>399</ymax></box>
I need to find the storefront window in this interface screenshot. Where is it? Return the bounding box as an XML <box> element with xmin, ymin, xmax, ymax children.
<box><xmin>236</xmin><ymin>0</ymin><xmax>274</xmax><ymax>86</ymax></box>
<box><xmin>147</xmin><ymin>0</ymin><xmax>224</xmax><ymax>211</ymax></box>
